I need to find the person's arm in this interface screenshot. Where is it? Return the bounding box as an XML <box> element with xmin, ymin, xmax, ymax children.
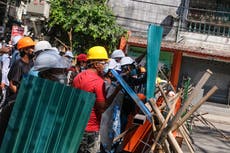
<box><xmin>106</xmin><ymin>85</ymin><xmax>122</xmax><ymax>107</ymax></box>
<box><xmin>9</xmin><ymin>80</ymin><xmax>17</xmax><ymax>93</ymax></box>
<box><xmin>7</xmin><ymin>61</ymin><xmax>21</xmax><ymax>93</ymax></box>
<box><xmin>1</xmin><ymin>55</ymin><xmax>10</xmax><ymax>88</ymax></box>
<box><xmin>94</xmin><ymin>81</ymin><xmax>107</xmax><ymax>114</ymax></box>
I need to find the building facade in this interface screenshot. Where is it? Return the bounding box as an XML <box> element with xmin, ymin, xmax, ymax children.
<box><xmin>107</xmin><ymin>0</ymin><xmax>230</xmax><ymax>104</ymax></box>
<box><xmin>0</xmin><ymin>0</ymin><xmax>50</xmax><ymax>40</ymax></box>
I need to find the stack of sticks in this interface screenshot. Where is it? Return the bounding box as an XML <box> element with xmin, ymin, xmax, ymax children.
<box><xmin>114</xmin><ymin>69</ymin><xmax>219</xmax><ymax>153</ymax></box>
<box><xmin>147</xmin><ymin>69</ymin><xmax>218</xmax><ymax>153</ymax></box>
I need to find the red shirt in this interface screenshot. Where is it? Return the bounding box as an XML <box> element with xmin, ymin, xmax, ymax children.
<box><xmin>73</xmin><ymin>69</ymin><xmax>105</xmax><ymax>132</ymax></box>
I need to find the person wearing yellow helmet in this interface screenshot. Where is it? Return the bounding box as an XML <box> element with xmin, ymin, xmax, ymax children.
<box><xmin>73</xmin><ymin>46</ymin><xmax>108</xmax><ymax>153</ymax></box>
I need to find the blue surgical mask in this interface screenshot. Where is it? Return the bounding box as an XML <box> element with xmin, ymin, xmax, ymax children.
<box><xmin>130</xmin><ymin>69</ymin><xmax>137</xmax><ymax>76</ymax></box>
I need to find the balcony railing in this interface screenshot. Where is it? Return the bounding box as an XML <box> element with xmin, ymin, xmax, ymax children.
<box><xmin>184</xmin><ymin>7</ymin><xmax>230</xmax><ymax>37</ymax></box>
<box><xmin>187</xmin><ymin>19</ymin><xmax>230</xmax><ymax>37</ymax></box>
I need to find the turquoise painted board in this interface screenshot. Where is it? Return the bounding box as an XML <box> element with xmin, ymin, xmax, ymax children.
<box><xmin>146</xmin><ymin>24</ymin><xmax>163</xmax><ymax>99</ymax></box>
<box><xmin>0</xmin><ymin>75</ymin><xmax>95</xmax><ymax>153</ymax></box>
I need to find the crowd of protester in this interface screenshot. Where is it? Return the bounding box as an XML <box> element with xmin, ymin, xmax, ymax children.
<box><xmin>0</xmin><ymin>36</ymin><xmax>149</xmax><ymax>153</ymax></box>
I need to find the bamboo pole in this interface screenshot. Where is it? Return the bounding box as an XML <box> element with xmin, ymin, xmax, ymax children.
<box><xmin>159</xmin><ymin>91</ymin><xmax>182</xmax><ymax>110</ymax></box>
<box><xmin>149</xmin><ymin>98</ymin><xmax>183</xmax><ymax>153</ymax></box>
<box><xmin>163</xmin><ymin>141</ymin><xmax>172</xmax><ymax>153</ymax></box>
<box><xmin>172</xmin><ymin>86</ymin><xmax>218</xmax><ymax>131</ymax></box>
<box><xmin>155</xmin><ymin>80</ymin><xmax>194</xmax><ymax>152</ymax></box>
<box><xmin>159</xmin><ymin>69</ymin><xmax>213</xmax><ymax>144</ymax></box>
<box><xmin>54</xmin><ymin>37</ymin><xmax>70</xmax><ymax>50</ymax></box>
<box><xmin>113</xmin><ymin>125</ymin><xmax>138</xmax><ymax>143</ymax></box>
<box><xmin>158</xmin><ymin>84</ymin><xmax>172</xmax><ymax>108</ymax></box>
<box><xmin>179</xmin><ymin>126</ymin><xmax>195</xmax><ymax>153</ymax></box>
<box><xmin>197</xmin><ymin>112</ymin><xmax>230</xmax><ymax>140</ymax></box>
<box><xmin>150</xmin><ymin>96</ymin><xmax>177</xmax><ymax>152</ymax></box>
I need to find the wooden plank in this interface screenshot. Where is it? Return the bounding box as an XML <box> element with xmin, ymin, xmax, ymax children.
<box><xmin>146</xmin><ymin>24</ymin><xmax>163</xmax><ymax>99</ymax></box>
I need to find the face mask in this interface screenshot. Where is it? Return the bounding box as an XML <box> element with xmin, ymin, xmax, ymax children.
<box><xmin>103</xmin><ymin>63</ymin><xmax>109</xmax><ymax>74</ymax></box>
<box><xmin>20</xmin><ymin>51</ymin><xmax>26</xmax><ymax>57</ymax></box>
<box><xmin>130</xmin><ymin>69</ymin><xmax>137</xmax><ymax>76</ymax></box>
<box><xmin>52</xmin><ymin>73</ymin><xmax>67</xmax><ymax>84</ymax></box>
<box><xmin>80</xmin><ymin>66</ymin><xmax>86</xmax><ymax>72</ymax></box>
<box><xmin>28</xmin><ymin>53</ymin><xmax>35</xmax><ymax>60</ymax></box>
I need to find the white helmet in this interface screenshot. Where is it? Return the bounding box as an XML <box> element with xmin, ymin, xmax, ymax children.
<box><xmin>111</xmin><ymin>49</ymin><xmax>125</xmax><ymax>59</ymax></box>
<box><xmin>120</xmin><ymin>56</ymin><xmax>135</xmax><ymax>66</ymax></box>
<box><xmin>51</xmin><ymin>47</ymin><xmax>59</xmax><ymax>54</ymax></box>
<box><xmin>108</xmin><ymin>58</ymin><xmax>121</xmax><ymax>71</ymax></box>
<box><xmin>12</xmin><ymin>35</ymin><xmax>23</xmax><ymax>46</ymax></box>
<box><xmin>34</xmin><ymin>50</ymin><xmax>70</xmax><ymax>71</ymax></box>
<box><xmin>34</xmin><ymin>41</ymin><xmax>52</xmax><ymax>53</ymax></box>
<box><xmin>64</xmin><ymin>51</ymin><xmax>74</xmax><ymax>58</ymax></box>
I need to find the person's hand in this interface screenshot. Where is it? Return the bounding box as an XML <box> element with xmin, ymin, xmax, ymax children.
<box><xmin>0</xmin><ymin>46</ymin><xmax>11</xmax><ymax>53</ymax></box>
<box><xmin>0</xmin><ymin>83</ymin><xmax>5</xmax><ymax>89</ymax></box>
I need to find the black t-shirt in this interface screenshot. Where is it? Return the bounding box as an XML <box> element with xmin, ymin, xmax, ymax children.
<box><xmin>8</xmin><ymin>58</ymin><xmax>33</xmax><ymax>87</ymax></box>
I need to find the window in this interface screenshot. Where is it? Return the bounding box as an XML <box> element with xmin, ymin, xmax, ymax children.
<box><xmin>186</xmin><ymin>0</ymin><xmax>230</xmax><ymax>37</ymax></box>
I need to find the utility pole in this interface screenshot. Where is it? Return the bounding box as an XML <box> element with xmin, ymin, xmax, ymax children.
<box><xmin>3</xmin><ymin>0</ymin><xmax>11</xmax><ymax>38</ymax></box>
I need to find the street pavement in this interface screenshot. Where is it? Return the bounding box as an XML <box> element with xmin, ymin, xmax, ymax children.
<box><xmin>181</xmin><ymin>102</ymin><xmax>230</xmax><ymax>153</ymax></box>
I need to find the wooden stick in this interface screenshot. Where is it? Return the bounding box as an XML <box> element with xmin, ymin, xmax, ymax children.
<box><xmin>163</xmin><ymin>140</ymin><xmax>172</xmax><ymax>153</ymax></box>
<box><xmin>149</xmin><ymin>98</ymin><xmax>183</xmax><ymax>153</ymax></box>
<box><xmin>197</xmin><ymin>112</ymin><xmax>230</xmax><ymax>140</ymax></box>
<box><xmin>113</xmin><ymin>125</ymin><xmax>138</xmax><ymax>143</ymax></box>
<box><xmin>159</xmin><ymin>69</ymin><xmax>213</xmax><ymax>144</ymax></box>
<box><xmin>181</xmin><ymin>124</ymin><xmax>193</xmax><ymax>144</ymax></box>
<box><xmin>54</xmin><ymin>37</ymin><xmax>70</xmax><ymax>50</ymax></box>
<box><xmin>172</xmin><ymin>86</ymin><xmax>218</xmax><ymax>131</ymax></box>
<box><xmin>158</xmin><ymin>84</ymin><xmax>172</xmax><ymax>108</ymax></box>
<box><xmin>179</xmin><ymin>126</ymin><xmax>195</xmax><ymax>153</ymax></box>
<box><xmin>150</xmin><ymin>96</ymin><xmax>178</xmax><ymax>152</ymax></box>
<box><xmin>159</xmin><ymin>91</ymin><xmax>182</xmax><ymax>110</ymax></box>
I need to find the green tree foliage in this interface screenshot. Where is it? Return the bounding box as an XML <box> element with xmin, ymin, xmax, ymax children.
<box><xmin>49</xmin><ymin>0</ymin><xmax>126</xmax><ymax>53</ymax></box>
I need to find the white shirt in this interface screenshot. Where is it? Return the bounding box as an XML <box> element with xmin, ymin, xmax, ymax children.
<box><xmin>1</xmin><ymin>54</ymin><xmax>10</xmax><ymax>86</ymax></box>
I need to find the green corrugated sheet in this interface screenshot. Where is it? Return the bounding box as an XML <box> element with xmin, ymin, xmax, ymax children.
<box><xmin>146</xmin><ymin>24</ymin><xmax>163</xmax><ymax>99</ymax></box>
<box><xmin>0</xmin><ymin>75</ymin><xmax>95</xmax><ymax>153</ymax></box>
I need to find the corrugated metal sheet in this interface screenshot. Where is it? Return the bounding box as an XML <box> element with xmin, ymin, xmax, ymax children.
<box><xmin>0</xmin><ymin>75</ymin><xmax>95</xmax><ymax>153</ymax></box>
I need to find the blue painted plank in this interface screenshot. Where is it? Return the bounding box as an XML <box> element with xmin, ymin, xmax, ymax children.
<box><xmin>146</xmin><ymin>24</ymin><xmax>163</xmax><ymax>99</ymax></box>
<box><xmin>111</xmin><ymin>69</ymin><xmax>152</xmax><ymax>122</ymax></box>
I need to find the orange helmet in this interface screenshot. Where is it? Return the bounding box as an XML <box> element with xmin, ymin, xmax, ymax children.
<box><xmin>17</xmin><ymin>37</ymin><xmax>35</xmax><ymax>50</ymax></box>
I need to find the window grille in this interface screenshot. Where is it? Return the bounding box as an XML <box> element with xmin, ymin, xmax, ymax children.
<box><xmin>185</xmin><ymin>0</ymin><xmax>230</xmax><ymax>37</ymax></box>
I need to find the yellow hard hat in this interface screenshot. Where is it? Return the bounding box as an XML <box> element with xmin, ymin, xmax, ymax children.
<box><xmin>156</xmin><ymin>77</ymin><xmax>167</xmax><ymax>84</ymax></box>
<box><xmin>87</xmin><ymin>46</ymin><xmax>108</xmax><ymax>60</ymax></box>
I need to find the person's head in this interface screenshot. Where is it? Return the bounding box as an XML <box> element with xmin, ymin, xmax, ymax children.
<box><xmin>104</xmin><ymin>58</ymin><xmax>121</xmax><ymax>79</ymax></box>
<box><xmin>64</xmin><ymin>51</ymin><xmax>74</xmax><ymax>65</ymax></box>
<box><xmin>120</xmin><ymin>56</ymin><xmax>136</xmax><ymax>76</ymax></box>
<box><xmin>111</xmin><ymin>49</ymin><xmax>125</xmax><ymax>63</ymax></box>
<box><xmin>17</xmin><ymin>36</ymin><xmax>35</xmax><ymax>60</ymax></box>
<box><xmin>76</xmin><ymin>53</ymin><xmax>87</xmax><ymax>70</ymax></box>
<box><xmin>87</xmin><ymin>46</ymin><xmax>109</xmax><ymax>76</ymax></box>
<box><xmin>34</xmin><ymin>51</ymin><xmax>69</xmax><ymax>84</ymax></box>
<box><xmin>34</xmin><ymin>40</ymin><xmax>52</xmax><ymax>58</ymax></box>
